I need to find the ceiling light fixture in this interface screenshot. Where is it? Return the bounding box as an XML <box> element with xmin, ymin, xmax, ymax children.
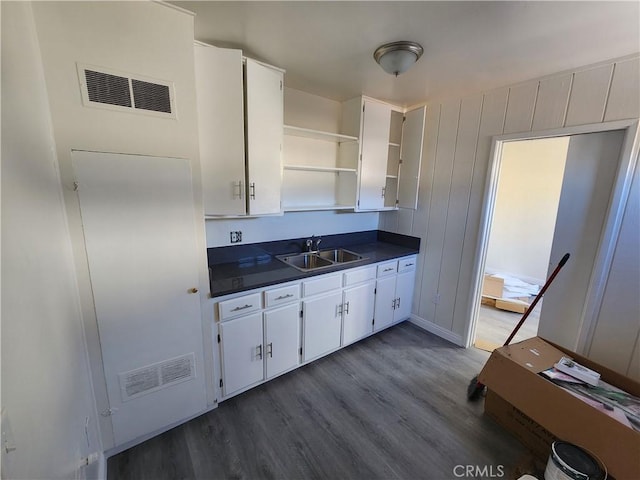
<box><xmin>373</xmin><ymin>41</ymin><xmax>424</xmax><ymax>77</ymax></box>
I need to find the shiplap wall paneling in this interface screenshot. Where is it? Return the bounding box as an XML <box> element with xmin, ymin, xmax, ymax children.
<box><xmin>453</xmin><ymin>88</ymin><xmax>509</xmax><ymax>338</ymax></box>
<box><xmin>564</xmin><ymin>64</ymin><xmax>614</xmax><ymax>127</ymax></box>
<box><xmin>532</xmin><ymin>74</ymin><xmax>572</xmax><ymax>131</ymax></box>
<box><xmin>604</xmin><ymin>57</ymin><xmax>640</xmax><ymax>122</ymax></box>
<box><xmin>397</xmin><ymin>208</ymin><xmax>415</xmax><ymax>236</ymax></box>
<box><xmin>503</xmin><ymin>81</ymin><xmax>539</xmax><ymax>134</ymax></box>
<box><xmin>379</xmin><ymin>210</ymin><xmax>398</xmax><ymax>232</ymax></box>
<box><xmin>437</xmin><ymin>95</ymin><xmax>483</xmax><ymax>332</ymax></box>
<box><xmin>411</xmin><ymin>105</ymin><xmax>440</xmax><ymax>314</ymax></box>
<box><xmin>417</xmin><ymin>100</ymin><xmax>460</xmax><ymax>326</ymax></box>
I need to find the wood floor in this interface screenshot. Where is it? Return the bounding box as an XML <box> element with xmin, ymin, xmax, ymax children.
<box><xmin>475</xmin><ymin>304</ymin><xmax>540</xmax><ymax>350</ymax></box>
<box><xmin>107</xmin><ymin>322</ymin><xmax>536</xmax><ymax>480</ymax></box>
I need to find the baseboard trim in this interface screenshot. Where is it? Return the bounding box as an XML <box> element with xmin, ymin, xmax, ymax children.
<box><xmin>408</xmin><ymin>314</ymin><xmax>464</xmax><ymax>346</ymax></box>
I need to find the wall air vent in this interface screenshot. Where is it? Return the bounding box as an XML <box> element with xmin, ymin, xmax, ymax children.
<box><xmin>118</xmin><ymin>353</ymin><xmax>196</xmax><ymax>402</ymax></box>
<box><xmin>78</xmin><ymin>63</ymin><xmax>176</xmax><ymax>118</ymax></box>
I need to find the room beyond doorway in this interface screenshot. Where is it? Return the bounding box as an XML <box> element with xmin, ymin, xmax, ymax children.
<box><xmin>474</xmin><ymin>136</ymin><xmax>570</xmax><ymax>351</ymax></box>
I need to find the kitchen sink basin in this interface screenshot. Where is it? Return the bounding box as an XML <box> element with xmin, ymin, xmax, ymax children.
<box><xmin>317</xmin><ymin>248</ymin><xmax>363</xmax><ymax>263</ymax></box>
<box><xmin>276</xmin><ymin>248</ymin><xmax>366</xmax><ymax>272</ymax></box>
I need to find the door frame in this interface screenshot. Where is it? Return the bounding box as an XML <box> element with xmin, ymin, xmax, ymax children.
<box><xmin>463</xmin><ymin>119</ymin><xmax>640</xmax><ymax>351</ymax></box>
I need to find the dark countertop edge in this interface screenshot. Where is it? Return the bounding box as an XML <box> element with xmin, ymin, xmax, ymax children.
<box><xmin>208</xmin><ymin>230</ymin><xmax>420</xmax><ymax>298</ymax></box>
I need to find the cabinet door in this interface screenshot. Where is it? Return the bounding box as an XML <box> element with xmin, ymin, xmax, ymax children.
<box><xmin>342</xmin><ymin>281</ymin><xmax>376</xmax><ymax>345</ymax></box>
<box><xmin>73</xmin><ymin>151</ymin><xmax>206</xmax><ymax>446</ymax></box>
<box><xmin>194</xmin><ymin>44</ymin><xmax>246</xmax><ymax>216</ymax></box>
<box><xmin>358</xmin><ymin>99</ymin><xmax>391</xmax><ymax>210</ymax></box>
<box><xmin>394</xmin><ymin>270</ymin><xmax>416</xmax><ymax>323</ymax></box>
<box><xmin>219</xmin><ymin>312</ymin><xmax>264</xmax><ymax>396</ymax></box>
<box><xmin>398</xmin><ymin>106</ymin><xmax>425</xmax><ymax>209</ymax></box>
<box><xmin>265</xmin><ymin>303</ymin><xmax>300</xmax><ymax>379</ymax></box>
<box><xmin>302</xmin><ymin>291</ymin><xmax>343</xmax><ymax>362</ymax></box>
<box><xmin>245</xmin><ymin>58</ymin><xmax>283</xmax><ymax>215</ymax></box>
<box><xmin>374</xmin><ymin>275</ymin><xmax>396</xmax><ymax>332</ymax></box>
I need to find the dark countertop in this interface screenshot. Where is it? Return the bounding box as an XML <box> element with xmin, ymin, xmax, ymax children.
<box><xmin>208</xmin><ymin>230</ymin><xmax>420</xmax><ymax>297</ymax></box>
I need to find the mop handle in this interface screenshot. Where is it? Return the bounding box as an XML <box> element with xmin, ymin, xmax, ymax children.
<box><xmin>503</xmin><ymin>253</ymin><xmax>570</xmax><ymax>347</ymax></box>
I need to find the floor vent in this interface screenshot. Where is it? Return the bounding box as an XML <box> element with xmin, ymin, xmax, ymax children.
<box><xmin>118</xmin><ymin>353</ymin><xmax>196</xmax><ymax>402</ymax></box>
<box><xmin>78</xmin><ymin>63</ymin><xmax>175</xmax><ymax>118</ymax></box>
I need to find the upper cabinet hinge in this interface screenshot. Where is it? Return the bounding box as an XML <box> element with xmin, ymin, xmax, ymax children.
<box><xmin>219</xmin><ymin>378</ymin><xmax>223</xmax><ymax>388</ymax></box>
<box><xmin>403</xmin><ymin>116</ymin><xmax>406</xmax><ymax>122</ymax></box>
<box><xmin>399</xmin><ymin>159</ymin><xmax>403</xmax><ymax>164</ymax></box>
<box><xmin>217</xmin><ymin>334</ymin><xmax>221</xmax><ymax>343</ymax></box>
<box><xmin>280</xmin><ymin>80</ymin><xmax>283</xmax><ymax>91</ymax></box>
<box><xmin>300</xmin><ymin>309</ymin><xmax>303</xmax><ymax>318</ymax></box>
<box><xmin>73</xmin><ymin>181</ymin><xmax>79</xmax><ymax>191</ymax></box>
<box><xmin>363</xmin><ymin>104</ymin><xmax>365</xmax><ymax>113</ymax></box>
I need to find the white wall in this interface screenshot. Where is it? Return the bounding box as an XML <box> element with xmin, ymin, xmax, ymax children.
<box><xmin>206</xmin><ymin>210</ymin><xmax>379</xmax><ymax>247</ymax></box>
<box><xmin>380</xmin><ymin>54</ymin><xmax>640</xmax><ymax>380</ymax></box>
<box><xmin>485</xmin><ymin>137</ymin><xmax>569</xmax><ymax>285</ymax></box>
<box><xmin>1</xmin><ymin>3</ymin><xmax>101</xmax><ymax>477</ymax></box>
<box><xmin>30</xmin><ymin>1</ymin><xmax>213</xmax><ymax>450</ymax></box>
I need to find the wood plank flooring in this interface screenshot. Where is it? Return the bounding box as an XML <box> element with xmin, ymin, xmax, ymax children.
<box><xmin>107</xmin><ymin>322</ymin><xmax>537</xmax><ymax>480</ymax></box>
<box><xmin>475</xmin><ymin>304</ymin><xmax>540</xmax><ymax>350</ymax></box>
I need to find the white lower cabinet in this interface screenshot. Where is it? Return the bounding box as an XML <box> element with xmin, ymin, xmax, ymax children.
<box><xmin>374</xmin><ymin>256</ymin><xmax>417</xmax><ymax>331</ymax></box>
<box><xmin>342</xmin><ymin>281</ymin><xmax>376</xmax><ymax>345</ymax></box>
<box><xmin>216</xmin><ymin>255</ymin><xmax>417</xmax><ymax>400</ymax></box>
<box><xmin>265</xmin><ymin>303</ymin><xmax>301</xmax><ymax>379</ymax></box>
<box><xmin>302</xmin><ymin>291</ymin><xmax>343</xmax><ymax>362</ymax></box>
<box><xmin>219</xmin><ymin>312</ymin><xmax>264</xmax><ymax>396</ymax></box>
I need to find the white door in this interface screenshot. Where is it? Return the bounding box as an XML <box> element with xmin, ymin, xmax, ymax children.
<box><xmin>245</xmin><ymin>58</ymin><xmax>283</xmax><ymax>215</ymax></box>
<box><xmin>398</xmin><ymin>106</ymin><xmax>425</xmax><ymax>209</ymax></box>
<box><xmin>302</xmin><ymin>292</ymin><xmax>343</xmax><ymax>361</ymax></box>
<box><xmin>73</xmin><ymin>151</ymin><xmax>206</xmax><ymax>446</ymax></box>
<box><xmin>374</xmin><ymin>276</ymin><xmax>396</xmax><ymax>331</ymax></box>
<box><xmin>342</xmin><ymin>281</ymin><xmax>376</xmax><ymax>344</ymax></box>
<box><xmin>219</xmin><ymin>312</ymin><xmax>264</xmax><ymax>396</ymax></box>
<box><xmin>394</xmin><ymin>270</ymin><xmax>416</xmax><ymax>323</ymax></box>
<box><xmin>194</xmin><ymin>44</ymin><xmax>246</xmax><ymax>216</ymax></box>
<box><xmin>358</xmin><ymin>100</ymin><xmax>391</xmax><ymax>210</ymax></box>
<box><xmin>265</xmin><ymin>303</ymin><xmax>300</xmax><ymax>379</ymax></box>
<box><xmin>538</xmin><ymin>130</ymin><xmax>625</xmax><ymax>348</ymax></box>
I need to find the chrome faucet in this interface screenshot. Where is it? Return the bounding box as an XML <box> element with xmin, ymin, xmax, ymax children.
<box><xmin>305</xmin><ymin>235</ymin><xmax>322</xmax><ymax>253</ymax></box>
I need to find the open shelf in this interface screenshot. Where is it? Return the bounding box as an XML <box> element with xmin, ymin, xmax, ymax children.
<box><xmin>284</xmin><ymin>164</ymin><xmax>357</xmax><ymax>174</ymax></box>
<box><xmin>284</xmin><ymin>125</ymin><xmax>358</xmax><ymax>143</ymax></box>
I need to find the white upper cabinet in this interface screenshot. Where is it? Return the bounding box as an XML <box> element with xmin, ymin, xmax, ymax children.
<box><xmin>195</xmin><ymin>45</ymin><xmax>284</xmax><ymax>216</ymax></box>
<box><xmin>194</xmin><ymin>44</ymin><xmax>246</xmax><ymax>216</ymax></box>
<box><xmin>245</xmin><ymin>58</ymin><xmax>284</xmax><ymax>215</ymax></box>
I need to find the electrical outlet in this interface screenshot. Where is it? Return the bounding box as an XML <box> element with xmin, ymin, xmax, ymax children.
<box><xmin>230</xmin><ymin>231</ymin><xmax>242</xmax><ymax>243</ymax></box>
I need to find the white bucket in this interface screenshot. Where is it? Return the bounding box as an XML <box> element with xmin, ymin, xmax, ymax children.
<box><xmin>544</xmin><ymin>441</ymin><xmax>606</xmax><ymax>480</ymax></box>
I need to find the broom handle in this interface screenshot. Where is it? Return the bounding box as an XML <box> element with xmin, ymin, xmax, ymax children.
<box><xmin>503</xmin><ymin>253</ymin><xmax>570</xmax><ymax>346</ymax></box>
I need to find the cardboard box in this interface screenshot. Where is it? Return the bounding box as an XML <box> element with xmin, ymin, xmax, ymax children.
<box><xmin>478</xmin><ymin>337</ymin><xmax>640</xmax><ymax>480</ymax></box>
<box><xmin>482</xmin><ymin>274</ymin><xmax>504</xmax><ymax>298</ymax></box>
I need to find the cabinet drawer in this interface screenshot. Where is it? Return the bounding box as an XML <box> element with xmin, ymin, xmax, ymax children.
<box><xmin>264</xmin><ymin>284</ymin><xmax>300</xmax><ymax>308</ymax></box>
<box><xmin>343</xmin><ymin>265</ymin><xmax>376</xmax><ymax>286</ymax></box>
<box><xmin>398</xmin><ymin>256</ymin><xmax>417</xmax><ymax>272</ymax></box>
<box><xmin>302</xmin><ymin>274</ymin><xmax>341</xmax><ymax>297</ymax></box>
<box><xmin>377</xmin><ymin>261</ymin><xmax>398</xmax><ymax>277</ymax></box>
<box><xmin>218</xmin><ymin>292</ymin><xmax>262</xmax><ymax>320</ymax></box>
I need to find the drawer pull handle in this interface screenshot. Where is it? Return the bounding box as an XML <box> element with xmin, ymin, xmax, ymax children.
<box><xmin>397</xmin><ymin>297</ymin><xmax>401</xmax><ymax>309</ymax></box>
<box><xmin>267</xmin><ymin>342</ymin><xmax>273</xmax><ymax>358</ymax></box>
<box><xmin>392</xmin><ymin>298</ymin><xmax>397</xmax><ymax>309</ymax></box>
<box><xmin>404</xmin><ymin>263</ymin><xmax>414</xmax><ymax>267</ymax></box>
<box><xmin>383</xmin><ymin>268</ymin><xmax>394</xmax><ymax>272</ymax></box>
<box><xmin>256</xmin><ymin>344</ymin><xmax>263</xmax><ymax>360</ymax></box>
<box><xmin>344</xmin><ymin>301</ymin><xmax>350</xmax><ymax>314</ymax></box>
<box><xmin>231</xmin><ymin>304</ymin><xmax>253</xmax><ymax>312</ymax></box>
<box><xmin>275</xmin><ymin>293</ymin><xmax>294</xmax><ymax>300</ymax></box>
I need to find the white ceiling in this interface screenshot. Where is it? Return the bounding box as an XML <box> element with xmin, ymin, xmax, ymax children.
<box><xmin>174</xmin><ymin>1</ymin><xmax>640</xmax><ymax>107</ymax></box>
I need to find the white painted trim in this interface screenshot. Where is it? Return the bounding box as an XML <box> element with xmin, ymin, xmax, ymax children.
<box><xmin>463</xmin><ymin>119</ymin><xmax>640</xmax><ymax>351</ymax></box>
<box><xmin>96</xmin><ymin>452</ymin><xmax>107</xmax><ymax>480</ymax></box>
<box><xmin>409</xmin><ymin>314</ymin><xmax>464</xmax><ymax>346</ymax></box>
<box><xmin>578</xmin><ymin>120</ymin><xmax>640</xmax><ymax>353</ymax></box>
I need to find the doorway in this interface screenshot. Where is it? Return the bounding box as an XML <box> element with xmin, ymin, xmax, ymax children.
<box><xmin>468</xmin><ymin>125</ymin><xmax>634</xmax><ymax>353</ymax></box>
<box><xmin>474</xmin><ymin>137</ymin><xmax>570</xmax><ymax>351</ymax></box>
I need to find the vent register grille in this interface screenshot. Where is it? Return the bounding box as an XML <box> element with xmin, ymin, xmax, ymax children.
<box><xmin>118</xmin><ymin>353</ymin><xmax>196</xmax><ymax>401</ymax></box>
<box><xmin>81</xmin><ymin>66</ymin><xmax>174</xmax><ymax>116</ymax></box>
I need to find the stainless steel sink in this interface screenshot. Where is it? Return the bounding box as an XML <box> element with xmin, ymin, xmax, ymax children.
<box><xmin>317</xmin><ymin>248</ymin><xmax>363</xmax><ymax>263</ymax></box>
<box><xmin>276</xmin><ymin>248</ymin><xmax>366</xmax><ymax>272</ymax></box>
